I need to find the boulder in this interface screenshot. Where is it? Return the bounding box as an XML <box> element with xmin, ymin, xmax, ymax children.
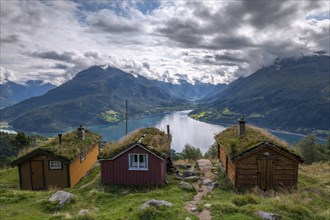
<box><xmin>182</xmin><ymin>169</ymin><xmax>196</xmax><ymax>177</ymax></box>
<box><xmin>49</xmin><ymin>190</ymin><xmax>74</xmax><ymax>208</ymax></box>
<box><xmin>184</xmin><ymin>176</ymin><xmax>200</xmax><ymax>182</ymax></box>
<box><xmin>256</xmin><ymin>211</ymin><xmax>280</xmax><ymax>220</ymax></box>
<box><xmin>207</xmin><ymin>182</ymin><xmax>218</xmax><ymax>190</ymax></box>
<box><xmin>78</xmin><ymin>209</ymin><xmax>89</xmax><ymax>215</ymax></box>
<box><xmin>179</xmin><ymin>181</ymin><xmax>194</xmax><ymax>191</ymax></box>
<box><xmin>202</xmin><ymin>178</ymin><xmax>213</xmax><ymax>185</ymax></box>
<box><xmin>140</xmin><ymin>199</ymin><xmax>173</xmax><ymax>210</ymax></box>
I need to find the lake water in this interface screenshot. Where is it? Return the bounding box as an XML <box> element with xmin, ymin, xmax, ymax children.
<box><xmin>86</xmin><ymin>110</ymin><xmax>327</xmax><ymax>153</ymax></box>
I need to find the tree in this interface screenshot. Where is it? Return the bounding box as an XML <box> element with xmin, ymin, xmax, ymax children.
<box><xmin>298</xmin><ymin>134</ymin><xmax>320</xmax><ymax>164</ymax></box>
<box><xmin>11</xmin><ymin>131</ymin><xmax>30</xmax><ymax>152</ymax></box>
<box><xmin>204</xmin><ymin>143</ymin><xmax>218</xmax><ymax>159</ymax></box>
<box><xmin>181</xmin><ymin>144</ymin><xmax>202</xmax><ymax>160</ymax></box>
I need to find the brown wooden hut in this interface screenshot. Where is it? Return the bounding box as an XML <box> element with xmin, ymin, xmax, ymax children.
<box><xmin>99</xmin><ymin>127</ymin><xmax>171</xmax><ymax>185</ymax></box>
<box><xmin>215</xmin><ymin>119</ymin><xmax>303</xmax><ymax>190</ymax></box>
<box><xmin>11</xmin><ymin>126</ymin><xmax>101</xmax><ymax>190</ymax></box>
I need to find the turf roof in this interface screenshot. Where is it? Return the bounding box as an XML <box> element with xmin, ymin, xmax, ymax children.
<box><xmin>215</xmin><ymin>125</ymin><xmax>301</xmax><ymax>159</ymax></box>
<box><xmin>17</xmin><ymin>129</ymin><xmax>101</xmax><ymax>161</ymax></box>
<box><xmin>99</xmin><ymin>127</ymin><xmax>171</xmax><ymax>159</ymax></box>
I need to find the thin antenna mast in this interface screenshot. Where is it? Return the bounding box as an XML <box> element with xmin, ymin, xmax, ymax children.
<box><xmin>125</xmin><ymin>99</ymin><xmax>128</xmax><ymax>137</ymax></box>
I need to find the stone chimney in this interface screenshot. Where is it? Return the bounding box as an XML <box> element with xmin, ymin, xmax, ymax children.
<box><xmin>238</xmin><ymin>118</ymin><xmax>246</xmax><ymax>138</ymax></box>
<box><xmin>77</xmin><ymin>125</ymin><xmax>85</xmax><ymax>140</ymax></box>
<box><xmin>58</xmin><ymin>133</ymin><xmax>62</xmax><ymax>145</ymax></box>
<box><xmin>167</xmin><ymin>125</ymin><xmax>170</xmax><ymax>138</ymax></box>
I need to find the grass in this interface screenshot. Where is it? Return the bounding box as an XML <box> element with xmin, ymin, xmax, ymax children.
<box><xmin>99</xmin><ymin>127</ymin><xmax>171</xmax><ymax>159</ymax></box>
<box><xmin>0</xmin><ymin>165</ymin><xmax>197</xmax><ymax>220</ymax></box>
<box><xmin>101</xmin><ymin>110</ymin><xmax>121</xmax><ymax>123</ymax></box>
<box><xmin>215</xmin><ymin>125</ymin><xmax>301</xmax><ymax>158</ymax></box>
<box><xmin>16</xmin><ymin>130</ymin><xmax>101</xmax><ymax>161</ymax></box>
<box><xmin>200</xmin><ymin>162</ymin><xmax>330</xmax><ymax>220</ymax></box>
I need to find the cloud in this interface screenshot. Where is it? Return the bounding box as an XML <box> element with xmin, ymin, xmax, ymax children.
<box><xmin>0</xmin><ymin>0</ymin><xmax>329</xmax><ymax>85</ymax></box>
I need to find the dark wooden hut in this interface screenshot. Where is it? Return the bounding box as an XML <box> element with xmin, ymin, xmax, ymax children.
<box><xmin>215</xmin><ymin>119</ymin><xmax>303</xmax><ymax>190</ymax></box>
<box><xmin>99</xmin><ymin>127</ymin><xmax>171</xmax><ymax>185</ymax></box>
<box><xmin>11</xmin><ymin>126</ymin><xmax>101</xmax><ymax>190</ymax></box>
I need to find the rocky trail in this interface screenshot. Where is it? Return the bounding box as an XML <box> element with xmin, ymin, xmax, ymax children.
<box><xmin>184</xmin><ymin>159</ymin><xmax>217</xmax><ymax>220</ymax></box>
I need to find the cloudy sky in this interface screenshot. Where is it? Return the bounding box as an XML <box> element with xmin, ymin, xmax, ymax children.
<box><xmin>0</xmin><ymin>0</ymin><xmax>329</xmax><ymax>85</ymax></box>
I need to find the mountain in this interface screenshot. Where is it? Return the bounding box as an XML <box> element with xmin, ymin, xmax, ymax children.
<box><xmin>0</xmin><ymin>80</ymin><xmax>56</xmax><ymax>108</ymax></box>
<box><xmin>0</xmin><ymin>66</ymin><xmax>184</xmax><ymax>133</ymax></box>
<box><xmin>190</xmin><ymin>55</ymin><xmax>330</xmax><ymax>135</ymax></box>
<box><xmin>152</xmin><ymin>80</ymin><xmax>225</xmax><ymax>101</ymax></box>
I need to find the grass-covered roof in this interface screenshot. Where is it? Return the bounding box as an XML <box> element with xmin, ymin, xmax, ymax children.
<box><xmin>17</xmin><ymin>129</ymin><xmax>101</xmax><ymax>161</ymax></box>
<box><xmin>99</xmin><ymin>127</ymin><xmax>171</xmax><ymax>159</ymax></box>
<box><xmin>215</xmin><ymin>125</ymin><xmax>301</xmax><ymax>159</ymax></box>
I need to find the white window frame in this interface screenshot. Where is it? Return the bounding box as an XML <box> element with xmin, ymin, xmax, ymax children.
<box><xmin>128</xmin><ymin>154</ymin><xmax>148</xmax><ymax>170</ymax></box>
<box><xmin>49</xmin><ymin>161</ymin><xmax>62</xmax><ymax>170</ymax></box>
<box><xmin>80</xmin><ymin>152</ymin><xmax>86</xmax><ymax>162</ymax></box>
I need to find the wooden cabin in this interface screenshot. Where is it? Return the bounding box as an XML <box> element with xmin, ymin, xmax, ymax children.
<box><xmin>11</xmin><ymin>126</ymin><xmax>101</xmax><ymax>190</ymax></box>
<box><xmin>215</xmin><ymin>119</ymin><xmax>303</xmax><ymax>190</ymax></box>
<box><xmin>99</xmin><ymin>127</ymin><xmax>171</xmax><ymax>185</ymax></box>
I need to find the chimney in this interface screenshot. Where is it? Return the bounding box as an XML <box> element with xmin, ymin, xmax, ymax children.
<box><xmin>167</xmin><ymin>125</ymin><xmax>170</xmax><ymax>138</ymax></box>
<box><xmin>238</xmin><ymin>118</ymin><xmax>246</xmax><ymax>137</ymax></box>
<box><xmin>77</xmin><ymin>125</ymin><xmax>85</xmax><ymax>140</ymax></box>
<box><xmin>58</xmin><ymin>133</ymin><xmax>62</xmax><ymax>145</ymax></box>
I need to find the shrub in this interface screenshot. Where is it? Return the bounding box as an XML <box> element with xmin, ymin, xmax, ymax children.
<box><xmin>204</xmin><ymin>143</ymin><xmax>218</xmax><ymax>159</ymax></box>
<box><xmin>231</xmin><ymin>195</ymin><xmax>258</xmax><ymax>206</ymax></box>
<box><xmin>181</xmin><ymin>144</ymin><xmax>202</xmax><ymax>160</ymax></box>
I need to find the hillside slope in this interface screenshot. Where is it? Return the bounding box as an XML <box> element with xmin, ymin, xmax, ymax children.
<box><xmin>190</xmin><ymin>55</ymin><xmax>330</xmax><ymax>135</ymax></box>
<box><xmin>0</xmin><ymin>80</ymin><xmax>56</xmax><ymax>108</ymax></box>
<box><xmin>0</xmin><ymin>66</ymin><xmax>184</xmax><ymax>132</ymax></box>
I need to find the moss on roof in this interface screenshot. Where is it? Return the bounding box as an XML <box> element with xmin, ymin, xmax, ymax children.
<box><xmin>99</xmin><ymin>127</ymin><xmax>171</xmax><ymax>159</ymax></box>
<box><xmin>215</xmin><ymin>125</ymin><xmax>301</xmax><ymax>159</ymax></box>
<box><xmin>17</xmin><ymin>129</ymin><xmax>101</xmax><ymax>161</ymax></box>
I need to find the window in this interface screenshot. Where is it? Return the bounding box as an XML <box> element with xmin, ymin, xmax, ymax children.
<box><xmin>49</xmin><ymin>161</ymin><xmax>62</xmax><ymax>170</ymax></box>
<box><xmin>129</xmin><ymin>154</ymin><xmax>148</xmax><ymax>170</ymax></box>
<box><xmin>80</xmin><ymin>152</ymin><xmax>86</xmax><ymax>162</ymax></box>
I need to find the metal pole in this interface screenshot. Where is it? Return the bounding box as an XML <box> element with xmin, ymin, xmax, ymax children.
<box><xmin>126</xmin><ymin>99</ymin><xmax>128</xmax><ymax>137</ymax></box>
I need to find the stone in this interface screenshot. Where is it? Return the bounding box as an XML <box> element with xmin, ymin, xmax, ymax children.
<box><xmin>204</xmin><ymin>203</ymin><xmax>212</xmax><ymax>208</ymax></box>
<box><xmin>185</xmin><ymin>218</ymin><xmax>191</xmax><ymax>220</ymax></box>
<box><xmin>202</xmin><ymin>178</ymin><xmax>213</xmax><ymax>185</ymax></box>
<box><xmin>182</xmin><ymin>169</ymin><xmax>196</xmax><ymax>177</ymax></box>
<box><xmin>49</xmin><ymin>190</ymin><xmax>74</xmax><ymax>209</ymax></box>
<box><xmin>140</xmin><ymin>199</ymin><xmax>173</xmax><ymax>210</ymax></box>
<box><xmin>78</xmin><ymin>209</ymin><xmax>89</xmax><ymax>215</ymax></box>
<box><xmin>184</xmin><ymin>176</ymin><xmax>199</xmax><ymax>182</ymax></box>
<box><xmin>179</xmin><ymin>181</ymin><xmax>194</xmax><ymax>190</ymax></box>
<box><xmin>256</xmin><ymin>211</ymin><xmax>280</xmax><ymax>220</ymax></box>
<box><xmin>191</xmin><ymin>207</ymin><xmax>197</xmax><ymax>212</ymax></box>
<box><xmin>208</xmin><ymin>182</ymin><xmax>218</xmax><ymax>190</ymax></box>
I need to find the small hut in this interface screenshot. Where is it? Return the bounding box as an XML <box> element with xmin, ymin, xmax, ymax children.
<box><xmin>99</xmin><ymin>127</ymin><xmax>171</xmax><ymax>185</ymax></box>
<box><xmin>11</xmin><ymin>126</ymin><xmax>101</xmax><ymax>190</ymax></box>
<box><xmin>215</xmin><ymin>119</ymin><xmax>303</xmax><ymax>190</ymax></box>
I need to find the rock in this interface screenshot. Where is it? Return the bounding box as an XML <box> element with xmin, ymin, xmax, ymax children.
<box><xmin>179</xmin><ymin>181</ymin><xmax>194</xmax><ymax>190</ymax></box>
<box><xmin>78</xmin><ymin>209</ymin><xmax>89</xmax><ymax>215</ymax></box>
<box><xmin>202</xmin><ymin>178</ymin><xmax>213</xmax><ymax>185</ymax></box>
<box><xmin>175</xmin><ymin>175</ymin><xmax>183</xmax><ymax>180</ymax></box>
<box><xmin>204</xmin><ymin>203</ymin><xmax>212</xmax><ymax>208</ymax></box>
<box><xmin>185</xmin><ymin>218</ymin><xmax>191</xmax><ymax>220</ymax></box>
<box><xmin>182</xmin><ymin>169</ymin><xmax>196</xmax><ymax>177</ymax></box>
<box><xmin>191</xmin><ymin>207</ymin><xmax>197</xmax><ymax>212</ymax></box>
<box><xmin>140</xmin><ymin>199</ymin><xmax>173</xmax><ymax>210</ymax></box>
<box><xmin>256</xmin><ymin>211</ymin><xmax>280</xmax><ymax>220</ymax></box>
<box><xmin>49</xmin><ymin>190</ymin><xmax>74</xmax><ymax>208</ymax></box>
<box><xmin>184</xmin><ymin>176</ymin><xmax>199</xmax><ymax>182</ymax></box>
<box><xmin>208</xmin><ymin>182</ymin><xmax>218</xmax><ymax>190</ymax></box>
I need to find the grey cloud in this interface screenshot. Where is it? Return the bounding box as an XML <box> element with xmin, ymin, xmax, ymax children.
<box><xmin>1</xmin><ymin>34</ymin><xmax>20</xmax><ymax>44</ymax></box>
<box><xmin>28</xmin><ymin>51</ymin><xmax>76</xmax><ymax>63</ymax></box>
<box><xmin>84</xmin><ymin>51</ymin><xmax>100</xmax><ymax>59</ymax></box>
<box><xmin>142</xmin><ymin>62</ymin><xmax>150</xmax><ymax>70</ymax></box>
<box><xmin>54</xmin><ymin>63</ymin><xmax>70</xmax><ymax>69</ymax></box>
<box><xmin>214</xmin><ymin>54</ymin><xmax>247</xmax><ymax>63</ymax></box>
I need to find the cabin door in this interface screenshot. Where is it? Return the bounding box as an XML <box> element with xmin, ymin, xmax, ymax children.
<box><xmin>258</xmin><ymin>159</ymin><xmax>273</xmax><ymax>190</ymax></box>
<box><xmin>30</xmin><ymin>161</ymin><xmax>45</xmax><ymax>190</ymax></box>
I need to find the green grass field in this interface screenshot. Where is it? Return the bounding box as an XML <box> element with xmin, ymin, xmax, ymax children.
<box><xmin>1</xmin><ymin>162</ymin><xmax>329</xmax><ymax>220</ymax></box>
<box><xmin>0</xmin><ymin>165</ymin><xmax>197</xmax><ymax>220</ymax></box>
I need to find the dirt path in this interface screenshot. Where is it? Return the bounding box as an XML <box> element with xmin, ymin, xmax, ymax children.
<box><xmin>185</xmin><ymin>159</ymin><xmax>215</xmax><ymax>220</ymax></box>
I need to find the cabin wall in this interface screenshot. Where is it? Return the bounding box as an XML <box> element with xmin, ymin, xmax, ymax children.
<box><xmin>19</xmin><ymin>154</ymin><xmax>68</xmax><ymax>190</ymax></box>
<box><xmin>70</xmin><ymin>143</ymin><xmax>99</xmax><ymax>187</ymax></box>
<box><xmin>235</xmin><ymin>145</ymin><xmax>299</xmax><ymax>189</ymax></box>
<box><xmin>100</xmin><ymin>146</ymin><xmax>166</xmax><ymax>185</ymax></box>
<box><xmin>218</xmin><ymin>146</ymin><xmax>235</xmax><ymax>185</ymax></box>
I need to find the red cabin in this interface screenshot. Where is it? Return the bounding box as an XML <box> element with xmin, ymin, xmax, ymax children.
<box><xmin>99</xmin><ymin>127</ymin><xmax>171</xmax><ymax>185</ymax></box>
